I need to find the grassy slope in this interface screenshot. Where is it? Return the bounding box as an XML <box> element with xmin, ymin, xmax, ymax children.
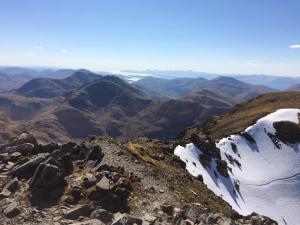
<box><xmin>202</xmin><ymin>92</ymin><xmax>300</xmax><ymax>140</ymax></box>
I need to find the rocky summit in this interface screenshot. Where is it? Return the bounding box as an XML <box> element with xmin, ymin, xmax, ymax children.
<box><xmin>0</xmin><ymin>132</ymin><xmax>277</xmax><ymax>225</ymax></box>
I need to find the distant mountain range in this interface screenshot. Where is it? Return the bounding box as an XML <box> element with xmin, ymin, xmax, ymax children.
<box><xmin>1</xmin><ymin>67</ymin><xmax>298</xmax><ymax>142</ymax></box>
<box><xmin>1</xmin><ymin>66</ymin><xmax>300</xmax><ymax>91</ymax></box>
<box><xmin>0</xmin><ymin>71</ymin><xmax>246</xmax><ymax>142</ymax></box>
<box><xmin>123</xmin><ymin>69</ymin><xmax>300</xmax><ymax>90</ymax></box>
<box><xmin>134</xmin><ymin>76</ymin><xmax>274</xmax><ymax>100</ymax></box>
<box><xmin>234</xmin><ymin>74</ymin><xmax>300</xmax><ymax>90</ymax></box>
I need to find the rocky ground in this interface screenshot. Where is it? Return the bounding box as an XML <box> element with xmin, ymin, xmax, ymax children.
<box><xmin>0</xmin><ymin>132</ymin><xmax>277</xmax><ymax>225</ymax></box>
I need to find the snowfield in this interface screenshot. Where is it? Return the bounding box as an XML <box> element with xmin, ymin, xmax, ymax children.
<box><xmin>175</xmin><ymin>109</ymin><xmax>300</xmax><ymax>225</ymax></box>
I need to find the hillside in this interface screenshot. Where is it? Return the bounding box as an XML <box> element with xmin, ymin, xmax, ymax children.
<box><xmin>0</xmin><ymin>73</ymin><xmax>35</xmax><ymax>92</ymax></box>
<box><xmin>200</xmin><ymin>92</ymin><xmax>300</xmax><ymax>141</ymax></box>
<box><xmin>25</xmin><ymin>76</ymin><xmax>231</xmax><ymax>142</ymax></box>
<box><xmin>14</xmin><ymin>70</ymin><xmax>100</xmax><ymax>98</ymax></box>
<box><xmin>0</xmin><ymin>76</ymin><xmax>233</xmax><ymax>142</ymax></box>
<box><xmin>185</xmin><ymin>89</ymin><xmax>238</xmax><ymax>108</ymax></box>
<box><xmin>134</xmin><ymin>76</ymin><xmax>208</xmax><ymax>97</ymax></box>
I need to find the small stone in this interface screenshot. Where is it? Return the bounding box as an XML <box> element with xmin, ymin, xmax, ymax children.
<box><xmin>4</xmin><ymin>201</ymin><xmax>20</xmax><ymax>218</ymax></box>
<box><xmin>53</xmin><ymin>216</ymin><xmax>61</xmax><ymax>221</ymax></box>
<box><xmin>0</xmin><ymin>188</ymin><xmax>11</xmax><ymax>198</ymax></box>
<box><xmin>161</xmin><ymin>204</ymin><xmax>174</xmax><ymax>215</ymax></box>
<box><xmin>83</xmin><ymin>173</ymin><xmax>97</xmax><ymax>188</ymax></box>
<box><xmin>65</xmin><ymin>205</ymin><xmax>91</xmax><ymax>220</ymax></box>
<box><xmin>62</xmin><ymin>195</ymin><xmax>76</xmax><ymax>205</ymax></box>
<box><xmin>10</xmin><ymin>152</ymin><xmax>22</xmax><ymax>162</ymax></box>
<box><xmin>6</xmin><ymin>161</ymin><xmax>15</xmax><ymax>170</ymax></box>
<box><xmin>0</xmin><ymin>153</ymin><xmax>10</xmax><ymax>162</ymax></box>
<box><xmin>112</xmin><ymin>214</ymin><xmax>142</xmax><ymax>225</ymax></box>
<box><xmin>96</xmin><ymin>176</ymin><xmax>111</xmax><ymax>191</ymax></box>
<box><xmin>5</xmin><ymin>177</ymin><xmax>19</xmax><ymax>193</ymax></box>
<box><xmin>142</xmin><ymin>213</ymin><xmax>157</xmax><ymax>223</ymax></box>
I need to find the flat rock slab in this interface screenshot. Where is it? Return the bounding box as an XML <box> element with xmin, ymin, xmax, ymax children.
<box><xmin>10</xmin><ymin>153</ymin><xmax>49</xmax><ymax>178</ymax></box>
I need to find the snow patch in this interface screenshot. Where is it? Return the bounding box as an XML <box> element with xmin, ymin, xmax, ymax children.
<box><xmin>175</xmin><ymin>109</ymin><xmax>300</xmax><ymax>225</ymax></box>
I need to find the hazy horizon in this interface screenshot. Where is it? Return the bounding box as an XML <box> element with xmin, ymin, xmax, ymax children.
<box><xmin>0</xmin><ymin>0</ymin><xmax>300</xmax><ymax>76</ymax></box>
<box><xmin>1</xmin><ymin>65</ymin><xmax>300</xmax><ymax>78</ymax></box>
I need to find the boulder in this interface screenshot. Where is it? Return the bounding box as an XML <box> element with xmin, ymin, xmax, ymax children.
<box><xmin>88</xmin><ymin>176</ymin><xmax>111</xmax><ymax>200</ymax></box>
<box><xmin>89</xmin><ymin>179</ymin><xmax>132</xmax><ymax>213</ymax></box>
<box><xmin>29</xmin><ymin>157</ymin><xmax>65</xmax><ymax>203</ymax></box>
<box><xmin>29</xmin><ymin>158</ymin><xmax>65</xmax><ymax>190</ymax></box>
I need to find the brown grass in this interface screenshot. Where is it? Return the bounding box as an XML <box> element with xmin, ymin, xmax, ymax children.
<box><xmin>202</xmin><ymin>92</ymin><xmax>300</xmax><ymax>140</ymax></box>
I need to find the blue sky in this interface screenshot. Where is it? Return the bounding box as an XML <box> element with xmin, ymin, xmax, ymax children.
<box><xmin>0</xmin><ymin>0</ymin><xmax>300</xmax><ymax>76</ymax></box>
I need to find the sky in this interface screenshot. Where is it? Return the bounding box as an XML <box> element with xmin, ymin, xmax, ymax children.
<box><xmin>0</xmin><ymin>0</ymin><xmax>300</xmax><ymax>76</ymax></box>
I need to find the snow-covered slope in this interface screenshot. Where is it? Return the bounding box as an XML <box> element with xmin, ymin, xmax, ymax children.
<box><xmin>175</xmin><ymin>109</ymin><xmax>300</xmax><ymax>225</ymax></box>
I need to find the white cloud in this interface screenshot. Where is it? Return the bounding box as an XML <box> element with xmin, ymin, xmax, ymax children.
<box><xmin>289</xmin><ymin>44</ymin><xmax>300</xmax><ymax>49</ymax></box>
